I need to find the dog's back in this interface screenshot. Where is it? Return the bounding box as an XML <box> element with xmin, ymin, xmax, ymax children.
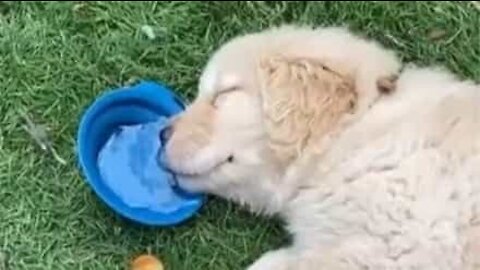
<box><xmin>286</xmin><ymin>67</ymin><xmax>480</xmax><ymax>269</ymax></box>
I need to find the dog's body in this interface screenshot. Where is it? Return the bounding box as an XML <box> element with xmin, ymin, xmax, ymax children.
<box><xmin>163</xmin><ymin>26</ymin><xmax>480</xmax><ymax>269</ymax></box>
<box><xmin>269</xmin><ymin>67</ymin><xmax>480</xmax><ymax>270</ymax></box>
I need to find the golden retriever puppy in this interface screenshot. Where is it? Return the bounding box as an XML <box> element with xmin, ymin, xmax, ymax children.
<box><xmin>162</xmin><ymin>25</ymin><xmax>480</xmax><ymax>269</ymax></box>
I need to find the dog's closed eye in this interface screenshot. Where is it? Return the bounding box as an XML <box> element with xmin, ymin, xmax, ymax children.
<box><xmin>212</xmin><ymin>87</ymin><xmax>240</xmax><ymax>108</ymax></box>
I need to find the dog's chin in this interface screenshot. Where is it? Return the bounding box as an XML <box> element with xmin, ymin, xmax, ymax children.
<box><xmin>172</xmin><ymin>156</ymin><xmax>234</xmax><ymax>194</ymax></box>
<box><xmin>168</xmin><ymin>157</ymin><xmax>225</xmax><ymax>176</ymax></box>
<box><xmin>164</xmin><ymin>147</ymin><xmax>232</xmax><ymax>175</ymax></box>
<box><xmin>174</xmin><ymin>173</ymin><xmax>209</xmax><ymax>193</ymax></box>
<box><xmin>164</xmin><ymin>148</ymin><xmax>234</xmax><ymax>193</ymax></box>
<box><xmin>168</xmin><ymin>161</ymin><xmax>218</xmax><ymax>193</ymax></box>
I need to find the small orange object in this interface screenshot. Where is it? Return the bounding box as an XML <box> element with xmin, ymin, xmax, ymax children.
<box><xmin>131</xmin><ymin>254</ymin><xmax>164</xmax><ymax>270</ymax></box>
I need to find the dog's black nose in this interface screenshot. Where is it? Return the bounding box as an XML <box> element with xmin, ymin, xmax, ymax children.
<box><xmin>159</xmin><ymin>125</ymin><xmax>173</xmax><ymax>143</ymax></box>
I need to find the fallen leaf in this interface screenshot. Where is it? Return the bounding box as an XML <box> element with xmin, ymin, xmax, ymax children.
<box><xmin>141</xmin><ymin>25</ymin><xmax>156</xmax><ymax>40</ymax></box>
<box><xmin>131</xmin><ymin>255</ymin><xmax>164</xmax><ymax>270</ymax></box>
<box><xmin>20</xmin><ymin>110</ymin><xmax>67</xmax><ymax>165</ymax></box>
<box><xmin>428</xmin><ymin>29</ymin><xmax>447</xmax><ymax>41</ymax></box>
<box><xmin>0</xmin><ymin>251</ymin><xmax>6</xmax><ymax>270</ymax></box>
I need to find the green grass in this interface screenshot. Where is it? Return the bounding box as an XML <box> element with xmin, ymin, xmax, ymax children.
<box><xmin>0</xmin><ymin>1</ymin><xmax>479</xmax><ymax>269</ymax></box>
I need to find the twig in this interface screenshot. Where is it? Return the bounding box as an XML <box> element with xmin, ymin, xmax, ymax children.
<box><xmin>19</xmin><ymin>110</ymin><xmax>66</xmax><ymax>165</ymax></box>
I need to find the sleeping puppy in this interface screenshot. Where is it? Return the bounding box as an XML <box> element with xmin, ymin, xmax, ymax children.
<box><xmin>161</xmin><ymin>25</ymin><xmax>480</xmax><ymax>269</ymax></box>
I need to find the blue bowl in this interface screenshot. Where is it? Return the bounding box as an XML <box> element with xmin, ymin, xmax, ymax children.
<box><xmin>77</xmin><ymin>81</ymin><xmax>204</xmax><ymax>226</ymax></box>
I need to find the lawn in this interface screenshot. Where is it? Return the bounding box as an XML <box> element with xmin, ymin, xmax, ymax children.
<box><xmin>0</xmin><ymin>1</ymin><xmax>479</xmax><ymax>270</ymax></box>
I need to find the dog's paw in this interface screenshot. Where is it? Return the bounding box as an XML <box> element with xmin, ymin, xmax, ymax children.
<box><xmin>247</xmin><ymin>249</ymin><xmax>292</xmax><ymax>270</ymax></box>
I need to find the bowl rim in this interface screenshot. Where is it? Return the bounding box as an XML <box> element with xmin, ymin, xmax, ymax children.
<box><xmin>76</xmin><ymin>81</ymin><xmax>204</xmax><ymax>226</ymax></box>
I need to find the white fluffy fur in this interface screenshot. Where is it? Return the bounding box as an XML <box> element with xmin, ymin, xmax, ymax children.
<box><xmin>164</xmin><ymin>25</ymin><xmax>480</xmax><ymax>269</ymax></box>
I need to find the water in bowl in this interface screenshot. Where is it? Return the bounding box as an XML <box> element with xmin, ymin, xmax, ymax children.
<box><xmin>97</xmin><ymin>117</ymin><xmax>197</xmax><ymax>213</ymax></box>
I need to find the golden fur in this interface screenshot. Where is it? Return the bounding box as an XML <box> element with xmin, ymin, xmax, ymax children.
<box><xmin>260</xmin><ymin>57</ymin><xmax>357</xmax><ymax>166</ymax></box>
<box><xmin>162</xmin><ymin>25</ymin><xmax>480</xmax><ymax>269</ymax></box>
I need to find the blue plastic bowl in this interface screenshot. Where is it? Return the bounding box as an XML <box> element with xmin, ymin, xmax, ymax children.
<box><xmin>77</xmin><ymin>81</ymin><xmax>204</xmax><ymax>226</ymax></box>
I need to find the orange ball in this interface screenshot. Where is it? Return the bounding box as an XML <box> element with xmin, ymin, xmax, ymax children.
<box><xmin>131</xmin><ymin>254</ymin><xmax>164</xmax><ymax>270</ymax></box>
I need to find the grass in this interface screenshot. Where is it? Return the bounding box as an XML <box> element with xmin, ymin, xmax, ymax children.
<box><xmin>0</xmin><ymin>1</ymin><xmax>478</xmax><ymax>269</ymax></box>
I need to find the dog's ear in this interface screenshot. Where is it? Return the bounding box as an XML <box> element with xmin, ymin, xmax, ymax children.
<box><xmin>258</xmin><ymin>56</ymin><xmax>357</xmax><ymax>166</ymax></box>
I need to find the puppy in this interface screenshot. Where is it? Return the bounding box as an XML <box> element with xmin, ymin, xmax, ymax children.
<box><xmin>162</xmin><ymin>25</ymin><xmax>480</xmax><ymax>269</ymax></box>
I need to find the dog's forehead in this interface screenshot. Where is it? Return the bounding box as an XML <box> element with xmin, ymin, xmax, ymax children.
<box><xmin>198</xmin><ymin>63</ymin><xmax>218</xmax><ymax>97</ymax></box>
<box><xmin>198</xmin><ymin>34</ymin><xmax>263</xmax><ymax>98</ymax></box>
<box><xmin>198</xmin><ymin>59</ymin><xmax>242</xmax><ymax>98</ymax></box>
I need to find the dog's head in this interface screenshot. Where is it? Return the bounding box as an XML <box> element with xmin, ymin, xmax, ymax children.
<box><xmin>161</xmin><ymin>26</ymin><xmax>400</xmax><ymax>213</ymax></box>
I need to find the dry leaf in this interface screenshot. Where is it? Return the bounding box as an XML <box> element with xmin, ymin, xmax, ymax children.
<box><xmin>141</xmin><ymin>25</ymin><xmax>156</xmax><ymax>40</ymax></box>
<box><xmin>20</xmin><ymin>110</ymin><xmax>66</xmax><ymax>165</ymax></box>
<box><xmin>0</xmin><ymin>251</ymin><xmax>6</xmax><ymax>270</ymax></box>
<box><xmin>428</xmin><ymin>29</ymin><xmax>447</xmax><ymax>41</ymax></box>
<box><xmin>131</xmin><ymin>255</ymin><xmax>164</xmax><ymax>270</ymax></box>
